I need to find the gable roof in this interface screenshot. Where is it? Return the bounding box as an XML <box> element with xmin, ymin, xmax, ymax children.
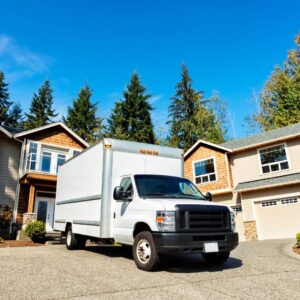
<box><xmin>14</xmin><ymin>122</ymin><xmax>89</xmax><ymax>147</ymax></box>
<box><xmin>184</xmin><ymin>139</ymin><xmax>232</xmax><ymax>159</ymax></box>
<box><xmin>221</xmin><ymin>123</ymin><xmax>300</xmax><ymax>152</ymax></box>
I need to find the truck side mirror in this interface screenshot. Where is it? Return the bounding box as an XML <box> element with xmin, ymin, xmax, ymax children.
<box><xmin>113</xmin><ymin>186</ymin><xmax>125</xmax><ymax>200</ymax></box>
<box><xmin>205</xmin><ymin>192</ymin><xmax>212</xmax><ymax>202</ymax></box>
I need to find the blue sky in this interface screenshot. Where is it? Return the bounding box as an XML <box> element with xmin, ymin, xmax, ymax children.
<box><xmin>0</xmin><ymin>0</ymin><xmax>299</xmax><ymax>139</ymax></box>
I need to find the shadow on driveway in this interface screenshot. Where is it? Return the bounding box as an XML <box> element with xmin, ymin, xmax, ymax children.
<box><xmin>83</xmin><ymin>244</ymin><xmax>243</xmax><ymax>273</ymax></box>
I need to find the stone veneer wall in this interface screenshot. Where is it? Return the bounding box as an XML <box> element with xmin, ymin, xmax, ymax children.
<box><xmin>244</xmin><ymin>220</ymin><xmax>258</xmax><ymax>241</ymax></box>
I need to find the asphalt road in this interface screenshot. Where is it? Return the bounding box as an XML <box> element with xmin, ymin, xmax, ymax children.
<box><xmin>0</xmin><ymin>239</ymin><xmax>299</xmax><ymax>300</ymax></box>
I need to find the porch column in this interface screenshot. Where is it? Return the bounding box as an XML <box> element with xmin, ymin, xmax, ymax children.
<box><xmin>27</xmin><ymin>185</ymin><xmax>36</xmax><ymax>213</ymax></box>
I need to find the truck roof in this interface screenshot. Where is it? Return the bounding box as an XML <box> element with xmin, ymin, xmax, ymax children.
<box><xmin>62</xmin><ymin>138</ymin><xmax>183</xmax><ymax>167</ymax></box>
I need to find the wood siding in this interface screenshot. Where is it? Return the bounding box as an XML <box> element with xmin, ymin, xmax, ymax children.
<box><xmin>230</xmin><ymin>137</ymin><xmax>300</xmax><ymax>188</ymax></box>
<box><xmin>25</xmin><ymin>127</ymin><xmax>84</xmax><ymax>149</ymax></box>
<box><xmin>0</xmin><ymin>135</ymin><xmax>21</xmax><ymax>208</ymax></box>
<box><xmin>184</xmin><ymin>145</ymin><xmax>231</xmax><ymax>193</ymax></box>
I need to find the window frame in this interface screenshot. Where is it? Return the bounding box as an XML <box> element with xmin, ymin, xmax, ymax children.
<box><xmin>192</xmin><ymin>157</ymin><xmax>218</xmax><ymax>185</ymax></box>
<box><xmin>120</xmin><ymin>176</ymin><xmax>134</xmax><ymax>200</ymax></box>
<box><xmin>257</xmin><ymin>143</ymin><xmax>291</xmax><ymax>175</ymax></box>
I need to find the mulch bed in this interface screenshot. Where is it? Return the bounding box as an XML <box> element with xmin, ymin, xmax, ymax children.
<box><xmin>0</xmin><ymin>240</ymin><xmax>44</xmax><ymax>248</ymax></box>
<box><xmin>292</xmin><ymin>245</ymin><xmax>300</xmax><ymax>255</ymax></box>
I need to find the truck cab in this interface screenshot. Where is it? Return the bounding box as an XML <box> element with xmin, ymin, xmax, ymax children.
<box><xmin>112</xmin><ymin>174</ymin><xmax>238</xmax><ymax>271</ymax></box>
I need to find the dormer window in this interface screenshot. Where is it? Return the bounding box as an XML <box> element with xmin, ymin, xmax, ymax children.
<box><xmin>259</xmin><ymin>144</ymin><xmax>289</xmax><ymax>174</ymax></box>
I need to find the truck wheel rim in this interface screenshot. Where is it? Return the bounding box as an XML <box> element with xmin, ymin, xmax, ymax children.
<box><xmin>136</xmin><ymin>239</ymin><xmax>151</xmax><ymax>264</ymax></box>
<box><xmin>67</xmin><ymin>230</ymin><xmax>71</xmax><ymax>246</ymax></box>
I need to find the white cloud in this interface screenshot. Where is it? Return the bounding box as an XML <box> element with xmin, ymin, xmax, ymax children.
<box><xmin>149</xmin><ymin>94</ymin><xmax>163</xmax><ymax>104</ymax></box>
<box><xmin>0</xmin><ymin>34</ymin><xmax>51</xmax><ymax>81</ymax></box>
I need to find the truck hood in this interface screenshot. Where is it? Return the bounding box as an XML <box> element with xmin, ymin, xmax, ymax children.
<box><xmin>145</xmin><ymin>198</ymin><xmax>229</xmax><ymax>211</ymax></box>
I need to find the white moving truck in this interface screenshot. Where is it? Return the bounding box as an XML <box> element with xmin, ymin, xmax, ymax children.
<box><xmin>54</xmin><ymin>139</ymin><xmax>238</xmax><ymax>271</ymax></box>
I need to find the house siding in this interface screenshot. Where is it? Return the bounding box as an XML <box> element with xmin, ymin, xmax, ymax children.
<box><xmin>230</xmin><ymin>137</ymin><xmax>300</xmax><ymax>187</ymax></box>
<box><xmin>25</xmin><ymin>127</ymin><xmax>84</xmax><ymax>149</ymax></box>
<box><xmin>0</xmin><ymin>135</ymin><xmax>21</xmax><ymax>208</ymax></box>
<box><xmin>184</xmin><ymin>145</ymin><xmax>231</xmax><ymax>193</ymax></box>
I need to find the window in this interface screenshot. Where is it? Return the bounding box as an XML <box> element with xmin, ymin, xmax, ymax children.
<box><xmin>120</xmin><ymin>177</ymin><xmax>133</xmax><ymax>199</ymax></box>
<box><xmin>27</xmin><ymin>142</ymin><xmax>38</xmax><ymax>171</ymax></box>
<box><xmin>281</xmin><ymin>198</ymin><xmax>298</xmax><ymax>205</ymax></box>
<box><xmin>56</xmin><ymin>154</ymin><xmax>66</xmax><ymax>172</ymax></box>
<box><xmin>193</xmin><ymin>158</ymin><xmax>216</xmax><ymax>184</ymax></box>
<box><xmin>261</xmin><ymin>200</ymin><xmax>277</xmax><ymax>207</ymax></box>
<box><xmin>259</xmin><ymin>144</ymin><xmax>289</xmax><ymax>174</ymax></box>
<box><xmin>41</xmin><ymin>151</ymin><xmax>52</xmax><ymax>172</ymax></box>
<box><xmin>232</xmin><ymin>206</ymin><xmax>242</xmax><ymax>213</ymax></box>
<box><xmin>72</xmin><ymin>150</ymin><xmax>81</xmax><ymax>157</ymax></box>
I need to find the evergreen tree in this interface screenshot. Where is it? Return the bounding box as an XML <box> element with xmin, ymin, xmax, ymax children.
<box><xmin>0</xmin><ymin>71</ymin><xmax>12</xmax><ymax>124</ymax></box>
<box><xmin>24</xmin><ymin>80</ymin><xmax>58</xmax><ymax>129</ymax></box>
<box><xmin>6</xmin><ymin>103</ymin><xmax>24</xmax><ymax>128</ymax></box>
<box><xmin>107</xmin><ymin>72</ymin><xmax>156</xmax><ymax>144</ymax></box>
<box><xmin>63</xmin><ymin>86</ymin><xmax>103</xmax><ymax>143</ymax></box>
<box><xmin>168</xmin><ymin>65</ymin><xmax>226</xmax><ymax>151</ymax></box>
<box><xmin>252</xmin><ymin>34</ymin><xmax>300</xmax><ymax>130</ymax></box>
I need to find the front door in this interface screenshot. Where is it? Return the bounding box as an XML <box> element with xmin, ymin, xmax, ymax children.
<box><xmin>35</xmin><ymin>197</ymin><xmax>55</xmax><ymax>231</ymax></box>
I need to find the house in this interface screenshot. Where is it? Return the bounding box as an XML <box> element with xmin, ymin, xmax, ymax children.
<box><xmin>184</xmin><ymin>123</ymin><xmax>300</xmax><ymax>241</ymax></box>
<box><xmin>0</xmin><ymin>122</ymin><xmax>89</xmax><ymax>234</ymax></box>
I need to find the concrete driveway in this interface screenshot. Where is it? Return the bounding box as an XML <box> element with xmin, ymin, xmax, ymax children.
<box><xmin>0</xmin><ymin>239</ymin><xmax>299</xmax><ymax>299</ymax></box>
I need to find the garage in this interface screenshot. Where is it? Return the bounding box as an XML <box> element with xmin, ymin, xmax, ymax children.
<box><xmin>255</xmin><ymin>197</ymin><xmax>300</xmax><ymax>240</ymax></box>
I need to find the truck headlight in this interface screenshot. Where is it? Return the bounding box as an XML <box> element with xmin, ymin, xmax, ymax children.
<box><xmin>156</xmin><ymin>211</ymin><xmax>176</xmax><ymax>232</ymax></box>
<box><xmin>230</xmin><ymin>211</ymin><xmax>236</xmax><ymax>231</ymax></box>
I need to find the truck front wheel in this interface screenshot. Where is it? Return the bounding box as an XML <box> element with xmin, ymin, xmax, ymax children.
<box><xmin>133</xmin><ymin>231</ymin><xmax>160</xmax><ymax>271</ymax></box>
<box><xmin>202</xmin><ymin>251</ymin><xmax>230</xmax><ymax>265</ymax></box>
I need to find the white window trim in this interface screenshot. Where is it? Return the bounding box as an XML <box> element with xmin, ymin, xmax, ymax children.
<box><xmin>257</xmin><ymin>142</ymin><xmax>291</xmax><ymax>176</ymax></box>
<box><xmin>192</xmin><ymin>156</ymin><xmax>218</xmax><ymax>185</ymax></box>
<box><xmin>25</xmin><ymin>139</ymin><xmax>82</xmax><ymax>174</ymax></box>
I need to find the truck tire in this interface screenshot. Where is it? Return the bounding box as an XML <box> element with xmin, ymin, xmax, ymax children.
<box><xmin>202</xmin><ymin>251</ymin><xmax>230</xmax><ymax>265</ymax></box>
<box><xmin>133</xmin><ymin>231</ymin><xmax>160</xmax><ymax>271</ymax></box>
<box><xmin>66</xmin><ymin>226</ymin><xmax>78</xmax><ymax>250</ymax></box>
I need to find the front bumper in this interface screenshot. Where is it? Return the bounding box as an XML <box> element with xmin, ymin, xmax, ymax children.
<box><xmin>152</xmin><ymin>231</ymin><xmax>239</xmax><ymax>254</ymax></box>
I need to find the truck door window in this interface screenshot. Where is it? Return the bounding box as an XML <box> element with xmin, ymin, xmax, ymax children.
<box><xmin>120</xmin><ymin>177</ymin><xmax>133</xmax><ymax>199</ymax></box>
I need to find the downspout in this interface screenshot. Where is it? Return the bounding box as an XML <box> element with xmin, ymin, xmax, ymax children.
<box><xmin>10</xmin><ymin>138</ymin><xmax>26</xmax><ymax>235</ymax></box>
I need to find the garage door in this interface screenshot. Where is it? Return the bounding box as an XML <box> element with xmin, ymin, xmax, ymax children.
<box><xmin>255</xmin><ymin>197</ymin><xmax>300</xmax><ymax>240</ymax></box>
<box><xmin>232</xmin><ymin>206</ymin><xmax>246</xmax><ymax>242</ymax></box>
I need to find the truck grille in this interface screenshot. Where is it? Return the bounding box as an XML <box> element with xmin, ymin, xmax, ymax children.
<box><xmin>176</xmin><ymin>205</ymin><xmax>231</xmax><ymax>232</ymax></box>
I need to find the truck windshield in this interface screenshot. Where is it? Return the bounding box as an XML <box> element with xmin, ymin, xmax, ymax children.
<box><xmin>134</xmin><ymin>175</ymin><xmax>206</xmax><ymax>200</ymax></box>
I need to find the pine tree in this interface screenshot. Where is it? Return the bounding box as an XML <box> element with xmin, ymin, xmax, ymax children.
<box><xmin>0</xmin><ymin>71</ymin><xmax>12</xmax><ymax>124</ymax></box>
<box><xmin>24</xmin><ymin>80</ymin><xmax>58</xmax><ymax>129</ymax></box>
<box><xmin>168</xmin><ymin>65</ymin><xmax>226</xmax><ymax>151</ymax></box>
<box><xmin>252</xmin><ymin>33</ymin><xmax>300</xmax><ymax>130</ymax></box>
<box><xmin>6</xmin><ymin>103</ymin><xmax>24</xmax><ymax>128</ymax></box>
<box><xmin>63</xmin><ymin>86</ymin><xmax>103</xmax><ymax>144</ymax></box>
<box><xmin>107</xmin><ymin>72</ymin><xmax>156</xmax><ymax>144</ymax></box>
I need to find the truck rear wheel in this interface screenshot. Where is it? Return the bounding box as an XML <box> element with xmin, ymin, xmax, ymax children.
<box><xmin>66</xmin><ymin>226</ymin><xmax>77</xmax><ymax>250</ymax></box>
<box><xmin>133</xmin><ymin>231</ymin><xmax>160</xmax><ymax>271</ymax></box>
<box><xmin>202</xmin><ymin>251</ymin><xmax>230</xmax><ymax>265</ymax></box>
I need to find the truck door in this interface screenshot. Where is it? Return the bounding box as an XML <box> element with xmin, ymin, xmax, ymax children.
<box><xmin>113</xmin><ymin>176</ymin><xmax>134</xmax><ymax>244</ymax></box>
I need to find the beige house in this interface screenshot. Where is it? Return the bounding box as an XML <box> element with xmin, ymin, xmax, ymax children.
<box><xmin>184</xmin><ymin>123</ymin><xmax>300</xmax><ymax>241</ymax></box>
<box><xmin>0</xmin><ymin>123</ymin><xmax>89</xmax><ymax>234</ymax></box>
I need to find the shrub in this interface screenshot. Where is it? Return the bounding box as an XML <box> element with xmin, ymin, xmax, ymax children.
<box><xmin>25</xmin><ymin>221</ymin><xmax>46</xmax><ymax>242</ymax></box>
<box><xmin>0</xmin><ymin>205</ymin><xmax>13</xmax><ymax>229</ymax></box>
<box><xmin>0</xmin><ymin>237</ymin><xmax>4</xmax><ymax>243</ymax></box>
<box><xmin>296</xmin><ymin>233</ymin><xmax>300</xmax><ymax>246</ymax></box>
